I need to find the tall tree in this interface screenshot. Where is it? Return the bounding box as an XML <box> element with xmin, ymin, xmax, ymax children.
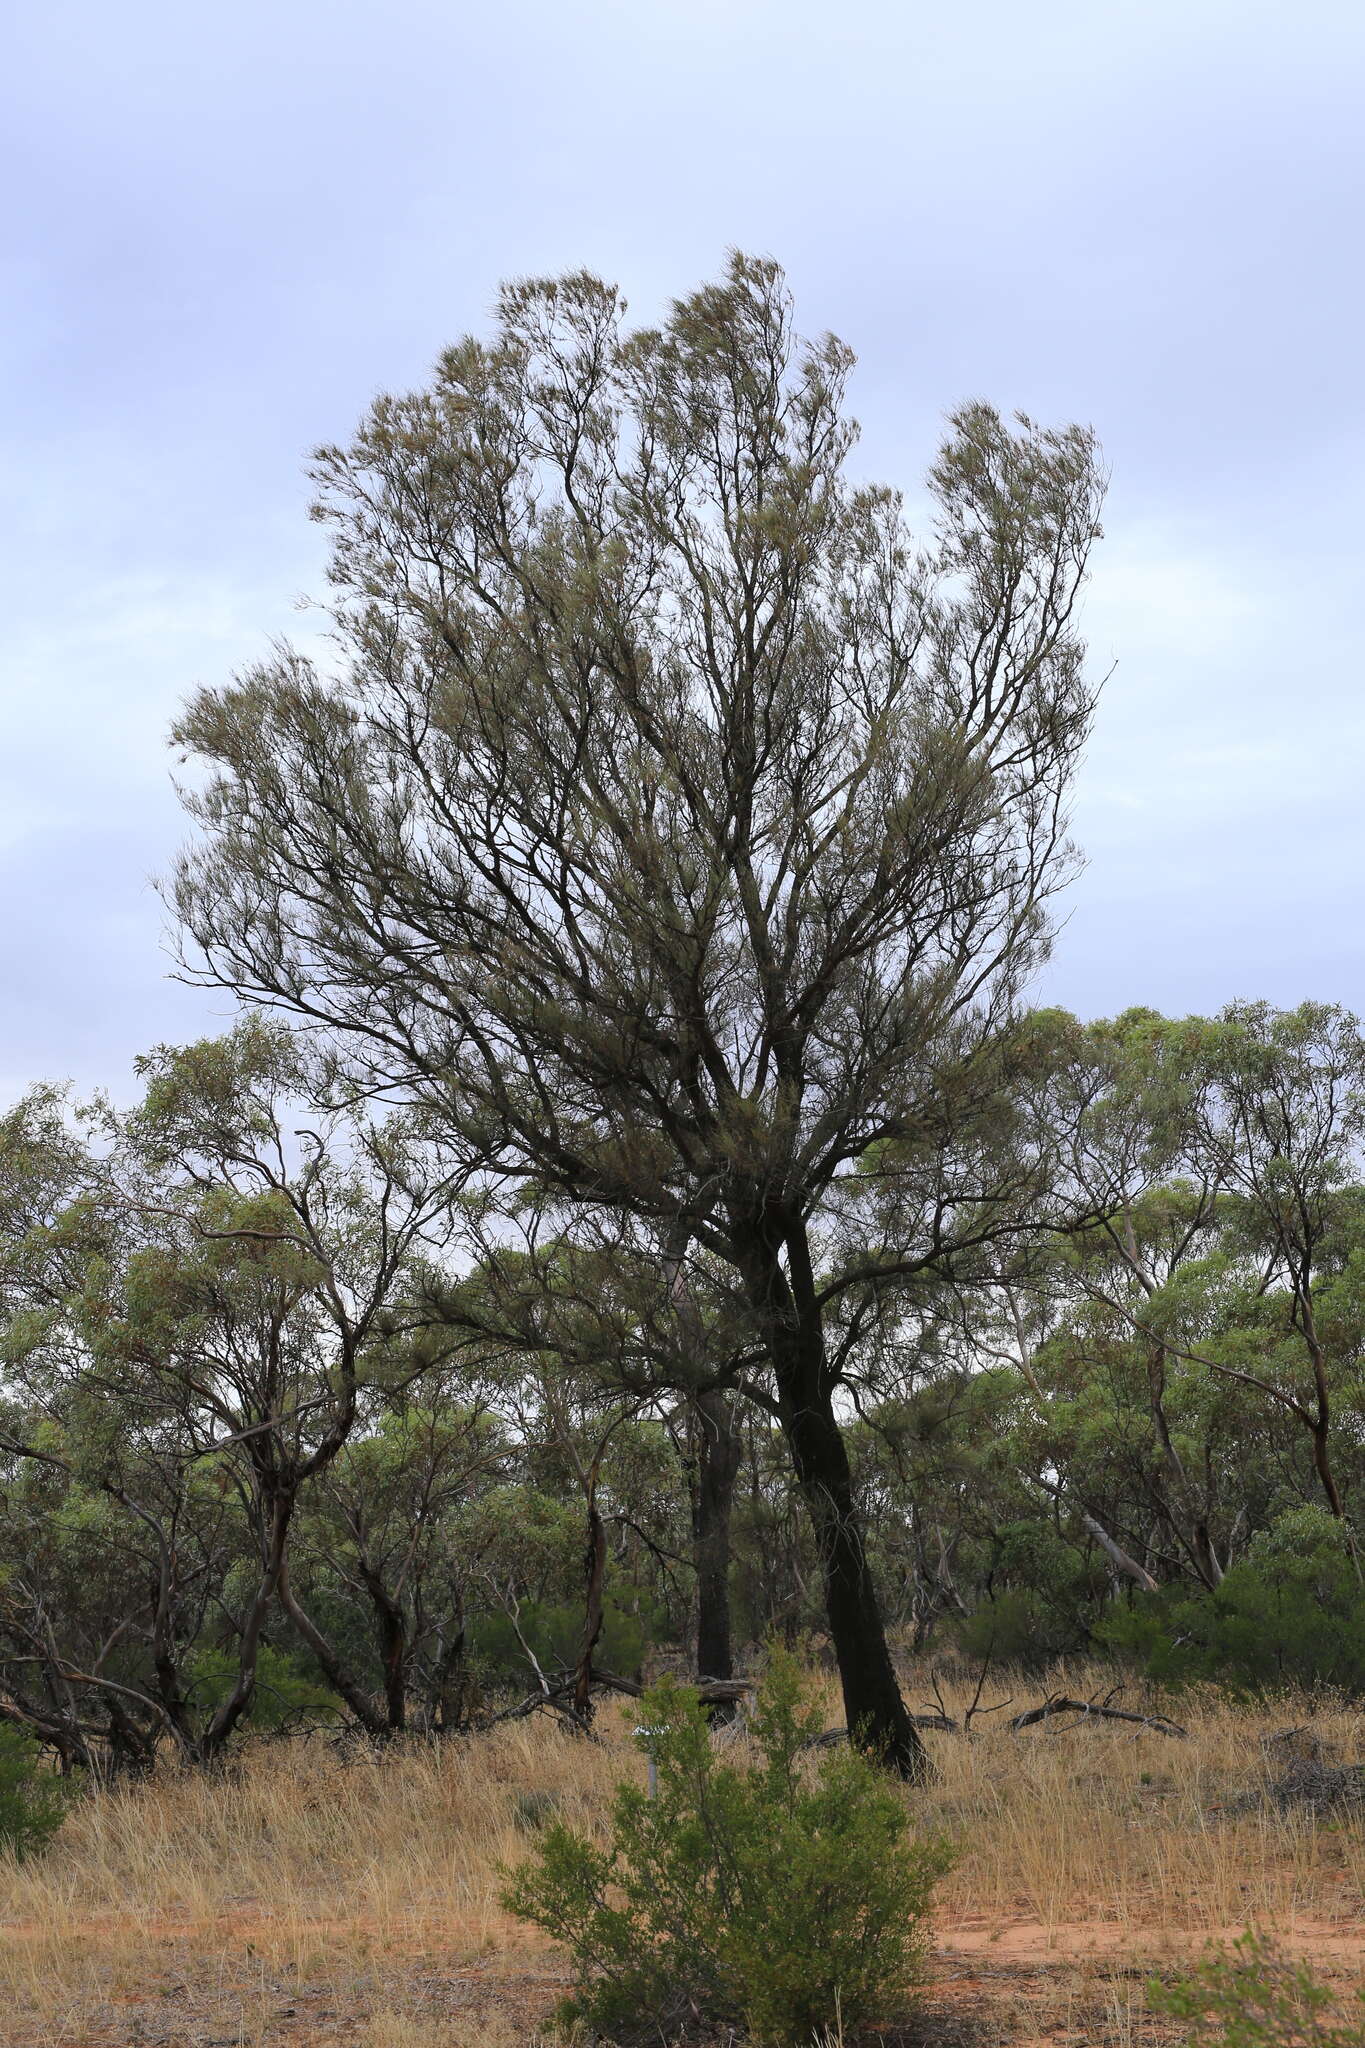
<box><xmin>171</xmin><ymin>254</ymin><xmax>1104</xmax><ymax>1774</ymax></box>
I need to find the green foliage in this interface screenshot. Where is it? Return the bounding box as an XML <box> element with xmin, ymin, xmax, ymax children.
<box><xmin>1149</xmin><ymin>1930</ymin><xmax>1365</xmax><ymax>2048</ymax></box>
<box><xmin>957</xmin><ymin>1586</ymin><xmax>1079</xmax><ymax>1666</ymax></box>
<box><xmin>0</xmin><ymin>1725</ymin><xmax>69</xmax><ymax>1860</ymax></box>
<box><xmin>468</xmin><ymin>1598</ymin><xmax>657</xmax><ymax>1690</ymax></box>
<box><xmin>955</xmin><ymin>1519</ymin><xmax>1102</xmax><ymax>1666</ymax></box>
<box><xmin>188</xmin><ymin>1644</ymin><xmax>339</xmax><ymax>1730</ymax></box>
<box><xmin>501</xmin><ymin>1648</ymin><xmax>950</xmax><ymax>2045</ymax></box>
<box><xmin>1101</xmin><ymin>1509</ymin><xmax>1365</xmax><ymax>1693</ymax></box>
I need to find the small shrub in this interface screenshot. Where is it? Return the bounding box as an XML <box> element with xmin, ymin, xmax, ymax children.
<box><xmin>500</xmin><ymin>1647</ymin><xmax>950</xmax><ymax>2046</ymax></box>
<box><xmin>0</xmin><ymin>1724</ymin><xmax>69</xmax><ymax>1860</ymax></box>
<box><xmin>469</xmin><ymin>1597</ymin><xmax>658</xmax><ymax>1691</ymax></box>
<box><xmin>1102</xmin><ymin>1508</ymin><xmax>1365</xmax><ymax>1694</ymax></box>
<box><xmin>1149</xmin><ymin>1930</ymin><xmax>1365</xmax><ymax>2048</ymax></box>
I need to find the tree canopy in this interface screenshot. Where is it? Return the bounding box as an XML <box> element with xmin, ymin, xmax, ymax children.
<box><xmin>168</xmin><ymin>253</ymin><xmax>1104</xmax><ymax>1774</ymax></box>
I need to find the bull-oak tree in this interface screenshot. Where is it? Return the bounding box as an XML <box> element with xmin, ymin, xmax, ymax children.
<box><xmin>171</xmin><ymin>254</ymin><xmax>1104</xmax><ymax>1776</ymax></box>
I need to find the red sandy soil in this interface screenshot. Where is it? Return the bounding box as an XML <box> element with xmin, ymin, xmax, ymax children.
<box><xmin>3</xmin><ymin>1916</ymin><xmax>1361</xmax><ymax>2048</ymax></box>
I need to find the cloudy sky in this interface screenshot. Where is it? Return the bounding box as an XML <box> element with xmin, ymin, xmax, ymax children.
<box><xmin>3</xmin><ymin>0</ymin><xmax>1363</xmax><ymax>1102</ymax></box>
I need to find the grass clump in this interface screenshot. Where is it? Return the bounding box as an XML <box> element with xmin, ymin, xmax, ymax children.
<box><xmin>501</xmin><ymin>1648</ymin><xmax>950</xmax><ymax>2045</ymax></box>
<box><xmin>1150</xmin><ymin>1930</ymin><xmax>1365</xmax><ymax>2048</ymax></box>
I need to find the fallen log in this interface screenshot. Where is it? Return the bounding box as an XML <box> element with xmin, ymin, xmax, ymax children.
<box><xmin>484</xmin><ymin>1667</ymin><xmax>754</xmax><ymax>1731</ymax></box>
<box><xmin>1007</xmin><ymin>1693</ymin><xmax>1187</xmax><ymax>1739</ymax></box>
<box><xmin>593</xmin><ymin>1670</ymin><xmax>754</xmax><ymax>1707</ymax></box>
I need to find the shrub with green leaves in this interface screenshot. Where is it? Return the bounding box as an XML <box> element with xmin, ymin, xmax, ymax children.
<box><xmin>500</xmin><ymin>1649</ymin><xmax>950</xmax><ymax>2045</ymax></box>
<box><xmin>1149</xmin><ymin>1930</ymin><xmax>1365</xmax><ymax>2048</ymax></box>
<box><xmin>1102</xmin><ymin>1508</ymin><xmax>1365</xmax><ymax>1695</ymax></box>
<box><xmin>469</xmin><ymin>1596</ymin><xmax>658</xmax><ymax>1692</ymax></box>
<box><xmin>188</xmin><ymin>1642</ymin><xmax>341</xmax><ymax>1731</ymax></box>
<box><xmin>0</xmin><ymin>1724</ymin><xmax>68</xmax><ymax>1860</ymax></box>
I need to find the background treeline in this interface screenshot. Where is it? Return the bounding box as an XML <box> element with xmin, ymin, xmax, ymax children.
<box><xmin>3</xmin><ymin>998</ymin><xmax>1364</xmax><ymax>1780</ymax></box>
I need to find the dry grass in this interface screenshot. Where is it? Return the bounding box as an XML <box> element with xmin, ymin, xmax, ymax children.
<box><xmin>924</xmin><ymin>1662</ymin><xmax>1365</xmax><ymax>1936</ymax></box>
<box><xmin>0</xmin><ymin>1663</ymin><xmax>1361</xmax><ymax>2044</ymax></box>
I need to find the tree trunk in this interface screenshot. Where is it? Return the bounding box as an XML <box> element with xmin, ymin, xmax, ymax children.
<box><xmin>199</xmin><ymin>1493</ymin><xmax>294</xmax><ymax>1761</ymax></box>
<box><xmin>358</xmin><ymin>1560</ymin><xmax>408</xmax><ymax>1732</ymax></box>
<box><xmin>776</xmin><ymin>1368</ymin><xmax>929</xmax><ymax>1780</ymax></box>
<box><xmin>572</xmin><ymin>1497</ymin><xmax>608</xmax><ymax>1726</ymax></box>
<box><xmin>433</xmin><ymin>1607</ymin><xmax>471</xmax><ymax>1732</ymax></box>
<box><xmin>1080</xmin><ymin>1510</ymin><xmax>1160</xmax><ymax>1593</ymax></box>
<box><xmin>1146</xmin><ymin>1345</ymin><xmax>1224</xmax><ymax>1589</ymax></box>
<box><xmin>149</xmin><ymin>1551</ymin><xmax>197</xmax><ymax>1748</ymax></box>
<box><xmin>277</xmin><ymin>1560</ymin><xmax>389</xmax><ymax>1737</ymax></box>
<box><xmin>693</xmin><ymin>1385</ymin><xmax>741</xmax><ymax>1682</ymax></box>
<box><xmin>736</xmin><ymin>1213</ymin><xmax>929</xmax><ymax>1782</ymax></box>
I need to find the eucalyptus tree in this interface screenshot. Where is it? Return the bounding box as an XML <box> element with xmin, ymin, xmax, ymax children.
<box><xmin>171</xmin><ymin>253</ymin><xmax>1104</xmax><ymax>1774</ymax></box>
<box><xmin>0</xmin><ymin>1086</ymin><xmax>194</xmax><ymax>1771</ymax></box>
<box><xmin>1038</xmin><ymin>1005</ymin><xmax>1365</xmax><ymax>1551</ymax></box>
<box><xmin>117</xmin><ymin>1019</ymin><xmax>479</xmax><ymax>1746</ymax></box>
<box><xmin>0</xmin><ymin>1022</ymin><xmax>475</xmax><ymax>1761</ymax></box>
<box><xmin>1182</xmin><ymin>1002</ymin><xmax>1365</xmax><ymax>1530</ymax></box>
<box><xmin>990</xmin><ymin>1009</ymin><xmax>1237</xmax><ymax>1590</ymax></box>
<box><xmin>288</xmin><ymin>1395</ymin><xmax>508</xmax><ymax>1731</ymax></box>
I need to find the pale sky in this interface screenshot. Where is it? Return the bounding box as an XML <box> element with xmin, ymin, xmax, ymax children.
<box><xmin>4</xmin><ymin>0</ymin><xmax>1363</xmax><ymax>1102</ymax></box>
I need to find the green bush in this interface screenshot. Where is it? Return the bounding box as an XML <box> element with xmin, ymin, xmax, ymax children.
<box><xmin>500</xmin><ymin>1648</ymin><xmax>951</xmax><ymax>2046</ymax></box>
<box><xmin>1149</xmin><ymin>1930</ymin><xmax>1365</xmax><ymax>2048</ymax></box>
<box><xmin>0</xmin><ymin>1724</ymin><xmax>68</xmax><ymax>1860</ymax></box>
<box><xmin>954</xmin><ymin>1521</ymin><xmax>1103</xmax><ymax>1668</ymax></box>
<box><xmin>468</xmin><ymin>1597</ymin><xmax>657</xmax><ymax>1690</ymax></box>
<box><xmin>956</xmin><ymin>1585</ymin><xmax>1085</xmax><ymax>1667</ymax></box>
<box><xmin>1101</xmin><ymin>1509</ymin><xmax>1365</xmax><ymax>1694</ymax></box>
<box><xmin>188</xmin><ymin>1642</ymin><xmax>340</xmax><ymax>1730</ymax></box>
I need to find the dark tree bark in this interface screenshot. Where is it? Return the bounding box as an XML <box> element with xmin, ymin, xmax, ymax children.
<box><xmin>278</xmin><ymin>1560</ymin><xmax>389</xmax><ymax>1738</ymax></box>
<box><xmin>433</xmin><ymin>1607</ymin><xmax>471</xmax><ymax>1732</ymax></box>
<box><xmin>357</xmin><ymin>1559</ymin><xmax>409</xmax><ymax>1732</ymax></box>
<box><xmin>737</xmin><ymin>1213</ymin><xmax>929</xmax><ymax>1782</ymax></box>
<box><xmin>572</xmin><ymin>1498</ymin><xmax>608</xmax><ymax>1726</ymax></box>
<box><xmin>774</xmin><ymin>1362</ymin><xmax>927</xmax><ymax>1779</ymax></box>
<box><xmin>693</xmin><ymin>1385</ymin><xmax>741</xmax><ymax>1683</ymax></box>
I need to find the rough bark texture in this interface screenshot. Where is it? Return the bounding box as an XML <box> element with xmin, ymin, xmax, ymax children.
<box><xmin>776</xmin><ymin>1367</ymin><xmax>928</xmax><ymax>1780</ymax></box>
<box><xmin>358</xmin><ymin>1559</ymin><xmax>408</xmax><ymax>1732</ymax></box>
<box><xmin>693</xmin><ymin>1386</ymin><xmax>741</xmax><ymax>1683</ymax></box>
<box><xmin>739</xmin><ymin>1216</ymin><xmax>929</xmax><ymax>1782</ymax></box>
<box><xmin>572</xmin><ymin>1499</ymin><xmax>608</xmax><ymax>1726</ymax></box>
